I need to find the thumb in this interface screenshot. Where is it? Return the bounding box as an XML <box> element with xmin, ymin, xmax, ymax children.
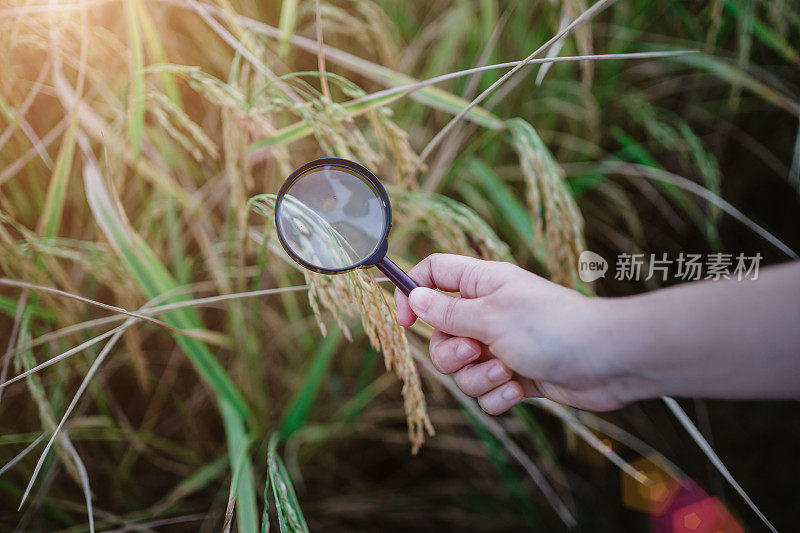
<box><xmin>408</xmin><ymin>287</ymin><xmax>489</xmax><ymax>340</ymax></box>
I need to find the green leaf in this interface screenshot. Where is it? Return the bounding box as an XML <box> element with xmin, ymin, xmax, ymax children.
<box><xmin>278</xmin><ymin>328</ymin><xmax>342</xmax><ymax>438</ymax></box>
<box><xmin>82</xmin><ymin>157</ymin><xmax>257</xmax><ymax>532</ymax></box>
<box><xmin>278</xmin><ymin>0</ymin><xmax>300</xmax><ymax>58</ymax></box>
<box><xmin>125</xmin><ymin>0</ymin><xmax>146</xmax><ymax>157</ymax></box>
<box><xmin>267</xmin><ymin>446</ymin><xmax>309</xmax><ymax>533</ymax></box>
<box><xmin>463</xmin><ymin>407</ymin><xmax>541</xmax><ymax>529</ymax></box>
<box><xmin>38</xmin><ymin>120</ymin><xmax>77</xmax><ymax>238</ymax></box>
<box><xmin>466</xmin><ymin>158</ymin><xmax>534</xmax><ymax>245</ymax></box>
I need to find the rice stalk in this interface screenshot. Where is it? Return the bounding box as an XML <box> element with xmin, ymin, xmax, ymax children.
<box><xmin>417</xmin><ymin>0</ymin><xmax>618</xmax><ymax>175</ymax></box>
<box><xmin>565</xmin><ymin>161</ymin><xmax>798</xmax><ymax>259</ymax></box>
<box><xmin>662</xmin><ymin>396</ymin><xmax>778</xmax><ymax>533</ymax></box>
<box><xmin>410</xmin><ymin>344</ymin><xmax>577</xmax><ymax>527</ymax></box>
<box><xmin>1</xmin><ymin>0</ymin><xmax>797</xmax><ymax>528</ymax></box>
<box><xmin>318</xmin><ymin>1</ymin><xmax>400</xmax><ymax>68</ymax></box>
<box><xmin>17</xmin><ymin>320</ymin><xmax>126</xmax><ymax>509</ymax></box>
<box><xmin>266</xmin><ymin>437</ymin><xmax>309</xmax><ymax>533</ymax></box>
<box><xmin>159</xmin><ymin>0</ymin><xmax>504</xmax><ymax>130</ymax></box>
<box><xmin>388</xmin><ymin>185</ymin><xmax>511</xmax><ymax>261</ymax></box>
<box><xmin>0</xmin><ymin>433</ymin><xmax>46</xmax><ymax>478</ymax></box>
<box><xmin>508</xmin><ymin>118</ymin><xmax>585</xmax><ymax>286</ymax></box>
<box><xmin>251</xmin><ymin>195</ymin><xmax>434</xmax><ymax>453</ymax></box>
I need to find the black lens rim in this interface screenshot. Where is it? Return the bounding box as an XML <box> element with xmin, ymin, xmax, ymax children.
<box><xmin>274</xmin><ymin>157</ymin><xmax>392</xmax><ymax>275</ymax></box>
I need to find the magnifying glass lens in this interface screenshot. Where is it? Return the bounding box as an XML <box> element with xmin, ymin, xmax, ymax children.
<box><xmin>276</xmin><ymin>165</ymin><xmax>386</xmax><ymax>270</ymax></box>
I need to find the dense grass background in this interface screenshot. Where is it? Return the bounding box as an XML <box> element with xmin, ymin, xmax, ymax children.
<box><xmin>1</xmin><ymin>0</ymin><xmax>798</xmax><ymax>530</ymax></box>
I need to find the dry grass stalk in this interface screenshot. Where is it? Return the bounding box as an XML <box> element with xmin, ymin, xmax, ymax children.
<box><xmin>562</xmin><ymin>0</ymin><xmax>595</xmax><ymax>86</ymax></box>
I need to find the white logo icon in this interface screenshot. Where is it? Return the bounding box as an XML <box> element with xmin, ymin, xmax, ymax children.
<box><xmin>578</xmin><ymin>251</ymin><xmax>607</xmax><ymax>282</ymax></box>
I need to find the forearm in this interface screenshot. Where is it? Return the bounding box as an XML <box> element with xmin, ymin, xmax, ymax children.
<box><xmin>604</xmin><ymin>261</ymin><xmax>800</xmax><ymax>400</ymax></box>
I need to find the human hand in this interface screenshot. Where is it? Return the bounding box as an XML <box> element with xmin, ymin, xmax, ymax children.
<box><xmin>394</xmin><ymin>254</ymin><xmax>645</xmax><ymax>414</ymax></box>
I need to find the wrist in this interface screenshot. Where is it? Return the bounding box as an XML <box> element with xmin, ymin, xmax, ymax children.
<box><xmin>587</xmin><ymin>295</ymin><xmax>668</xmax><ymax>404</ymax></box>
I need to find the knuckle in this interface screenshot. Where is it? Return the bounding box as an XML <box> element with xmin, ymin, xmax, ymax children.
<box><xmin>423</xmin><ymin>252</ymin><xmax>445</xmax><ymax>272</ymax></box>
<box><xmin>442</xmin><ymin>297</ymin><xmax>460</xmax><ymax>331</ymax></box>
<box><xmin>454</xmin><ymin>367</ymin><xmax>479</xmax><ymax>396</ymax></box>
<box><xmin>429</xmin><ymin>343</ymin><xmax>448</xmax><ymax>373</ymax></box>
<box><xmin>478</xmin><ymin>396</ymin><xmax>500</xmax><ymax>415</ymax></box>
<box><xmin>430</xmin><ymin>354</ymin><xmax>448</xmax><ymax>374</ymax></box>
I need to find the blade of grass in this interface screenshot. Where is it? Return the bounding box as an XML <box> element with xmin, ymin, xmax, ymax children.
<box><xmin>134</xmin><ymin>0</ymin><xmax>183</xmax><ymax>106</ymax></box>
<box><xmin>125</xmin><ymin>0</ymin><xmax>146</xmax><ymax>157</ymax></box>
<box><xmin>723</xmin><ymin>1</ymin><xmax>800</xmax><ymax>66</ymax></box>
<box><xmin>61</xmin><ymin>436</ymin><xmax>95</xmax><ymax>533</ymax></box>
<box><xmin>149</xmin><ymin>454</ymin><xmax>229</xmax><ymax>515</ymax></box>
<box><xmin>0</xmin><ymin>297</ymin><xmax>55</xmax><ymax>322</ymax></box>
<box><xmin>0</xmin><ymin>291</ymin><xmax>27</xmax><ymax>405</ymax></box>
<box><xmin>527</xmin><ymin>399</ymin><xmax>645</xmax><ymax>483</ymax></box>
<box><xmin>187</xmin><ymin>0</ymin><xmax>302</xmax><ymax>103</ymax></box>
<box><xmin>466</xmin><ymin>158</ymin><xmax>535</xmax><ymax>246</ymax></box>
<box><xmin>564</xmin><ymin>161</ymin><xmax>798</xmax><ymax>259</ymax></box>
<box><xmin>37</xmin><ymin>121</ymin><xmax>77</xmax><ymax>238</ymax></box>
<box><xmin>0</xmin><ymin>90</ymin><xmax>52</xmax><ymax>168</ymax></box>
<box><xmin>345</xmin><ymin>50</ymin><xmax>697</xmax><ymax>107</ymax></box>
<box><xmin>0</xmin><ymin>118</ymin><xmax>67</xmax><ymax>187</ymax></box>
<box><xmin>267</xmin><ymin>437</ymin><xmax>309</xmax><ymax>533</ymax></box>
<box><xmin>535</xmin><ymin>13</ymin><xmax>570</xmax><ymax>86</ymax></box>
<box><xmin>279</xmin><ymin>328</ymin><xmax>343</xmax><ymax>438</ymax></box>
<box><xmin>662</xmin><ymin>397</ymin><xmax>778</xmax><ymax>533</ymax></box>
<box><xmin>418</xmin><ymin>0</ymin><xmax>618</xmax><ymax>177</ymax></box>
<box><xmin>463</xmin><ymin>408</ymin><xmax>541</xmax><ymax>529</ymax></box>
<box><xmin>161</xmin><ymin>0</ymin><xmax>502</xmax><ymax>129</ymax></box>
<box><xmin>19</xmin><ymin>320</ymin><xmax>128</xmax><ymax>508</ymax></box>
<box><xmin>222</xmin><ymin>432</ymin><xmax>254</xmax><ymax>533</ymax></box>
<box><xmin>314</xmin><ymin>0</ymin><xmax>330</xmax><ymax>100</ymax></box>
<box><xmin>0</xmin><ymin>433</ymin><xmax>45</xmax><ymax>477</ymax></box>
<box><xmin>0</xmin><ymin>278</ymin><xmax>180</xmax><ymax>333</ymax></box>
<box><xmin>665</xmin><ymin>48</ymin><xmax>800</xmax><ymax>116</ymax></box>
<box><xmin>277</xmin><ymin>0</ymin><xmax>300</xmax><ymax>58</ymax></box>
<box><xmin>82</xmin><ymin>155</ymin><xmax>258</xmax><ymax>531</ymax></box>
<box><xmin>3</xmin><ymin>285</ymin><xmax>310</xmax><ymax>372</ymax></box>
<box><xmin>410</xmin><ymin>345</ymin><xmax>576</xmax><ymax>527</ymax></box>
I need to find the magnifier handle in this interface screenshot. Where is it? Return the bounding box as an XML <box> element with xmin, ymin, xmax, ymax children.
<box><xmin>376</xmin><ymin>257</ymin><xmax>419</xmax><ymax>296</ymax></box>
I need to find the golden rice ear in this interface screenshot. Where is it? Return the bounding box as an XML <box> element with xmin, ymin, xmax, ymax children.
<box><xmin>349</xmin><ymin>269</ymin><xmax>435</xmax><ymax>454</ymax></box>
<box><xmin>305</xmin><ymin>268</ymin><xmax>434</xmax><ymax>454</ymax></box>
<box><xmin>146</xmin><ymin>91</ymin><xmax>219</xmax><ymax>163</ymax></box>
<box><xmin>508</xmin><ymin>118</ymin><xmax>585</xmax><ymax>287</ymax></box>
<box><xmin>316</xmin><ymin>1</ymin><xmax>402</xmax><ymax>68</ymax></box>
<box><xmin>388</xmin><ymin>186</ymin><xmax>512</xmax><ymax>261</ymax></box>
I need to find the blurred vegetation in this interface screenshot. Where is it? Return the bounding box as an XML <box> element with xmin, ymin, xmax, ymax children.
<box><xmin>0</xmin><ymin>0</ymin><xmax>798</xmax><ymax>531</ymax></box>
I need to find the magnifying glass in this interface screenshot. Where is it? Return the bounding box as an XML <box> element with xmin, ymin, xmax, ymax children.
<box><xmin>275</xmin><ymin>158</ymin><xmax>419</xmax><ymax>295</ymax></box>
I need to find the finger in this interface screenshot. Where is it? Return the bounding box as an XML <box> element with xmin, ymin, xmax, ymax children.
<box><xmin>478</xmin><ymin>381</ymin><xmax>524</xmax><ymax>415</ymax></box>
<box><xmin>429</xmin><ymin>330</ymin><xmax>481</xmax><ymax>374</ymax></box>
<box><xmin>453</xmin><ymin>359</ymin><xmax>512</xmax><ymax>397</ymax></box>
<box><xmin>394</xmin><ymin>287</ymin><xmax>417</xmax><ymax>327</ymax></box>
<box><xmin>408</xmin><ymin>286</ymin><xmax>492</xmax><ymax>340</ymax></box>
<box><xmin>406</xmin><ymin>253</ymin><xmax>508</xmax><ymax>298</ymax></box>
<box><xmin>394</xmin><ymin>253</ymin><xmax>512</xmax><ymax>328</ymax></box>
<box><xmin>519</xmin><ymin>377</ymin><xmax>544</xmax><ymax>398</ymax></box>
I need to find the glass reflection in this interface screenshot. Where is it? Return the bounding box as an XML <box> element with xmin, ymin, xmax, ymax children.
<box><xmin>277</xmin><ymin>166</ymin><xmax>385</xmax><ymax>270</ymax></box>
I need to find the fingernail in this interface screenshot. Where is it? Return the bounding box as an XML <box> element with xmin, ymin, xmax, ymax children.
<box><xmin>488</xmin><ymin>363</ymin><xmax>509</xmax><ymax>383</ymax></box>
<box><xmin>501</xmin><ymin>384</ymin><xmax>520</xmax><ymax>401</ymax></box>
<box><xmin>456</xmin><ymin>342</ymin><xmax>476</xmax><ymax>361</ymax></box>
<box><xmin>408</xmin><ymin>287</ymin><xmax>433</xmax><ymax>313</ymax></box>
